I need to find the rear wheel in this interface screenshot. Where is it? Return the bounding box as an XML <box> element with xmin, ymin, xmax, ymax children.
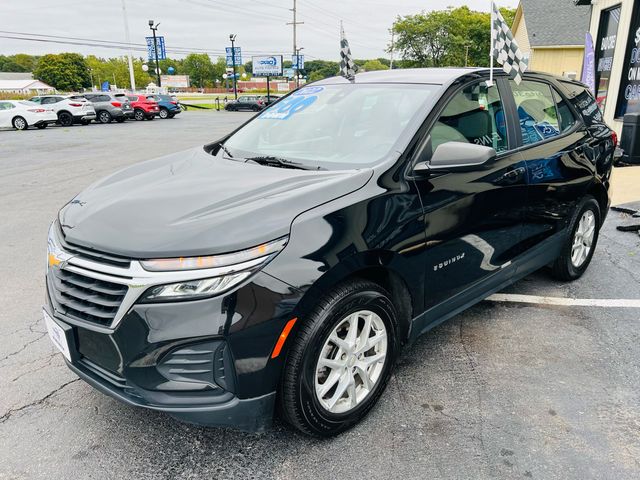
<box><xmin>12</xmin><ymin>116</ymin><xmax>28</xmax><ymax>130</ymax></box>
<box><xmin>134</xmin><ymin>109</ymin><xmax>145</xmax><ymax>121</ymax></box>
<box><xmin>58</xmin><ymin>111</ymin><xmax>73</xmax><ymax>127</ymax></box>
<box><xmin>97</xmin><ymin>111</ymin><xmax>112</xmax><ymax>124</ymax></box>
<box><xmin>279</xmin><ymin>280</ymin><xmax>398</xmax><ymax>437</ymax></box>
<box><xmin>158</xmin><ymin>108</ymin><xmax>169</xmax><ymax>119</ymax></box>
<box><xmin>551</xmin><ymin>196</ymin><xmax>601</xmax><ymax>281</ymax></box>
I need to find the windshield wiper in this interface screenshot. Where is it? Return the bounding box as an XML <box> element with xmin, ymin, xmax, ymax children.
<box><xmin>245</xmin><ymin>156</ymin><xmax>321</xmax><ymax>170</ymax></box>
<box><xmin>218</xmin><ymin>142</ymin><xmax>234</xmax><ymax>158</ymax></box>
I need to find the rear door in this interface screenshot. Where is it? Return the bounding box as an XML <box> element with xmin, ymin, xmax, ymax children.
<box><xmin>411</xmin><ymin>77</ymin><xmax>527</xmax><ymax>323</ymax></box>
<box><xmin>508</xmin><ymin>78</ymin><xmax>597</xmax><ymax>255</ymax></box>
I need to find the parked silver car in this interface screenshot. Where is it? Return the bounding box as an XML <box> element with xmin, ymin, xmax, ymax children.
<box><xmin>81</xmin><ymin>93</ymin><xmax>133</xmax><ymax>124</ymax></box>
<box><xmin>29</xmin><ymin>95</ymin><xmax>96</xmax><ymax>126</ymax></box>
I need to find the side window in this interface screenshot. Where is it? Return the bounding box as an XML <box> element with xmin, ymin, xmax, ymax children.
<box><xmin>30</xmin><ymin>97</ymin><xmax>41</xmax><ymax>104</ymax></box>
<box><xmin>511</xmin><ymin>80</ymin><xmax>561</xmax><ymax>145</ymax></box>
<box><xmin>0</xmin><ymin>102</ymin><xmax>11</xmax><ymax>110</ymax></box>
<box><xmin>431</xmin><ymin>81</ymin><xmax>508</xmax><ymax>154</ymax></box>
<box><xmin>42</xmin><ymin>97</ymin><xmax>56</xmax><ymax>104</ymax></box>
<box><xmin>98</xmin><ymin>95</ymin><xmax>111</xmax><ymax>102</ymax></box>
<box><xmin>552</xmin><ymin>88</ymin><xmax>578</xmax><ymax>133</ymax></box>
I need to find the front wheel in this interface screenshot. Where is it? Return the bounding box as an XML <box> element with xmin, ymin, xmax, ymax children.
<box><xmin>134</xmin><ymin>109</ymin><xmax>145</xmax><ymax>121</ymax></box>
<box><xmin>279</xmin><ymin>280</ymin><xmax>398</xmax><ymax>437</ymax></box>
<box><xmin>551</xmin><ymin>196</ymin><xmax>601</xmax><ymax>281</ymax></box>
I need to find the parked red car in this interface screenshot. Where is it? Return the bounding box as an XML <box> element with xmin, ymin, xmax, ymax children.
<box><xmin>126</xmin><ymin>94</ymin><xmax>160</xmax><ymax>121</ymax></box>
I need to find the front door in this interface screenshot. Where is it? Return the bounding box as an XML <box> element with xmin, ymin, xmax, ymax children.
<box><xmin>411</xmin><ymin>77</ymin><xmax>528</xmax><ymax>333</ymax></box>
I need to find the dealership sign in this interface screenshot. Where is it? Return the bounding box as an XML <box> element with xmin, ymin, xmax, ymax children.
<box><xmin>252</xmin><ymin>55</ymin><xmax>283</xmax><ymax>76</ymax></box>
<box><xmin>160</xmin><ymin>75</ymin><xmax>190</xmax><ymax>88</ymax></box>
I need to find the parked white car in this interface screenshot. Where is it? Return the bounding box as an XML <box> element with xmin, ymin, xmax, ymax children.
<box><xmin>29</xmin><ymin>95</ymin><xmax>96</xmax><ymax>126</ymax></box>
<box><xmin>0</xmin><ymin>100</ymin><xmax>57</xmax><ymax>130</ymax></box>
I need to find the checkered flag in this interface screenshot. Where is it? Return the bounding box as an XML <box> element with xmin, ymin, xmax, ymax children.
<box><xmin>491</xmin><ymin>1</ymin><xmax>527</xmax><ymax>84</ymax></box>
<box><xmin>339</xmin><ymin>23</ymin><xmax>357</xmax><ymax>80</ymax></box>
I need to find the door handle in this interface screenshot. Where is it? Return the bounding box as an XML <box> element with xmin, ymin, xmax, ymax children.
<box><xmin>495</xmin><ymin>166</ymin><xmax>525</xmax><ymax>185</ymax></box>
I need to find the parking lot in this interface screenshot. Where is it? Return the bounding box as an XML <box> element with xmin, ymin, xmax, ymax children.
<box><xmin>1</xmin><ymin>111</ymin><xmax>639</xmax><ymax>480</ymax></box>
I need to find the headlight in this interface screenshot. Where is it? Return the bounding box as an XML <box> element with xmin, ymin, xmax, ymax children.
<box><xmin>140</xmin><ymin>271</ymin><xmax>253</xmax><ymax>303</ymax></box>
<box><xmin>138</xmin><ymin>236</ymin><xmax>288</xmax><ymax>302</ymax></box>
<box><xmin>140</xmin><ymin>237</ymin><xmax>288</xmax><ymax>271</ymax></box>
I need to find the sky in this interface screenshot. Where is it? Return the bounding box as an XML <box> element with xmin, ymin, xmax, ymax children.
<box><xmin>2</xmin><ymin>0</ymin><xmax>519</xmax><ymax>62</ymax></box>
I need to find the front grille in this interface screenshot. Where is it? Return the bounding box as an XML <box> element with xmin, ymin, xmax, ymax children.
<box><xmin>48</xmin><ymin>267</ymin><xmax>127</xmax><ymax>326</ymax></box>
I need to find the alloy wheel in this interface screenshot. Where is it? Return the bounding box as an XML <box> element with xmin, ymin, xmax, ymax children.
<box><xmin>99</xmin><ymin>111</ymin><xmax>111</xmax><ymax>123</ymax></box>
<box><xmin>571</xmin><ymin>210</ymin><xmax>596</xmax><ymax>268</ymax></box>
<box><xmin>315</xmin><ymin>310</ymin><xmax>388</xmax><ymax>414</ymax></box>
<box><xmin>13</xmin><ymin>117</ymin><xmax>27</xmax><ymax>130</ymax></box>
<box><xmin>159</xmin><ymin>108</ymin><xmax>169</xmax><ymax>119</ymax></box>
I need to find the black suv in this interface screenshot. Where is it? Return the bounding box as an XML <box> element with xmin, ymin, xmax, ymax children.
<box><xmin>44</xmin><ymin>68</ymin><xmax>614</xmax><ymax>436</ymax></box>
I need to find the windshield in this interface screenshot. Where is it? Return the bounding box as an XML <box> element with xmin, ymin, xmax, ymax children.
<box><xmin>223</xmin><ymin>83</ymin><xmax>439</xmax><ymax>168</ymax></box>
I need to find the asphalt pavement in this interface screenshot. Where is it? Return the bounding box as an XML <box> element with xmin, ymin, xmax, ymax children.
<box><xmin>1</xmin><ymin>111</ymin><xmax>639</xmax><ymax>480</ymax></box>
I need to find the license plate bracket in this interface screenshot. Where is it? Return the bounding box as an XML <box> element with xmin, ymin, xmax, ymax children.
<box><xmin>43</xmin><ymin>309</ymin><xmax>76</xmax><ymax>362</ymax></box>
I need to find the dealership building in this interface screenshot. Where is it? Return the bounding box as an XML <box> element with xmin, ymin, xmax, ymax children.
<box><xmin>576</xmin><ymin>0</ymin><xmax>640</xmax><ymax>132</ymax></box>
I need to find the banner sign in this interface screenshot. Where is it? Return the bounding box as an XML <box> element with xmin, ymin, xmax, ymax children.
<box><xmin>291</xmin><ymin>54</ymin><xmax>304</xmax><ymax>69</ymax></box>
<box><xmin>615</xmin><ymin>2</ymin><xmax>640</xmax><ymax>118</ymax></box>
<box><xmin>581</xmin><ymin>32</ymin><xmax>596</xmax><ymax>94</ymax></box>
<box><xmin>226</xmin><ymin>47</ymin><xmax>242</xmax><ymax>66</ymax></box>
<box><xmin>252</xmin><ymin>55</ymin><xmax>283</xmax><ymax>76</ymax></box>
<box><xmin>146</xmin><ymin>36</ymin><xmax>166</xmax><ymax>60</ymax></box>
<box><xmin>282</xmin><ymin>68</ymin><xmax>295</xmax><ymax>79</ymax></box>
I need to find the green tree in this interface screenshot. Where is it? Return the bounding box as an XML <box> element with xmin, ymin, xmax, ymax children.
<box><xmin>183</xmin><ymin>53</ymin><xmax>214</xmax><ymax>88</ymax></box>
<box><xmin>391</xmin><ymin>6</ymin><xmax>516</xmax><ymax>68</ymax></box>
<box><xmin>0</xmin><ymin>54</ymin><xmax>39</xmax><ymax>72</ymax></box>
<box><xmin>33</xmin><ymin>53</ymin><xmax>91</xmax><ymax>91</ymax></box>
<box><xmin>362</xmin><ymin>59</ymin><xmax>389</xmax><ymax>71</ymax></box>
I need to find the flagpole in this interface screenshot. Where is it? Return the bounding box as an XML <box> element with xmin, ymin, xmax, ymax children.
<box><xmin>489</xmin><ymin>1</ymin><xmax>495</xmax><ymax>86</ymax></box>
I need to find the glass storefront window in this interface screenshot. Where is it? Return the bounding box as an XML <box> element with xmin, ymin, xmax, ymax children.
<box><xmin>615</xmin><ymin>2</ymin><xmax>640</xmax><ymax>119</ymax></box>
<box><xmin>594</xmin><ymin>5</ymin><xmax>622</xmax><ymax>112</ymax></box>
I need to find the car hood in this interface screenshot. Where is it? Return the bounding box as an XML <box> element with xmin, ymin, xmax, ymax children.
<box><xmin>59</xmin><ymin>147</ymin><xmax>373</xmax><ymax>258</ymax></box>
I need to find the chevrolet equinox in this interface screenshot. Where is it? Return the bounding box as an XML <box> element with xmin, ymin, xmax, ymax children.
<box><xmin>44</xmin><ymin>68</ymin><xmax>615</xmax><ymax>436</ymax></box>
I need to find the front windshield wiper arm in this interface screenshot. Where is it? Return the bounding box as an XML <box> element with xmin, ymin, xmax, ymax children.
<box><xmin>245</xmin><ymin>156</ymin><xmax>323</xmax><ymax>170</ymax></box>
<box><xmin>217</xmin><ymin>142</ymin><xmax>234</xmax><ymax>158</ymax></box>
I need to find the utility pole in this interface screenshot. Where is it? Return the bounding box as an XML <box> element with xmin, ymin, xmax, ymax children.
<box><xmin>295</xmin><ymin>47</ymin><xmax>304</xmax><ymax>87</ymax></box>
<box><xmin>148</xmin><ymin>20</ymin><xmax>161</xmax><ymax>87</ymax></box>
<box><xmin>120</xmin><ymin>0</ymin><xmax>136</xmax><ymax>91</ymax></box>
<box><xmin>230</xmin><ymin>33</ymin><xmax>238</xmax><ymax>100</ymax></box>
<box><xmin>287</xmin><ymin>0</ymin><xmax>303</xmax><ymax>86</ymax></box>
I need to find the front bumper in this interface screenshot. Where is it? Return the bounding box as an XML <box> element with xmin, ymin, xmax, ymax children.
<box><xmin>44</xmin><ymin>260</ymin><xmax>301</xmax><ymax>431</ymax></box>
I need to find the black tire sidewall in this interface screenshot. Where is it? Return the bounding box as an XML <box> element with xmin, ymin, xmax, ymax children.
<box><xmin>289</xmin><ymin>284</ymin><xmax>399</xmax><ymax>436</ymax></box>
<box><xmin>58</xmin><ymin>112</ymin><xmax>73</xmax><ymax>126</ymax></box>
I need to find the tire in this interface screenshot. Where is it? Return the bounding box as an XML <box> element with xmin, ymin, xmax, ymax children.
<box><xmin>98</xmin><ymin>111</ymin><xmax>112</xmax><ymax>124</ymax></box>
<box><xmin>158</xmin><ymin>108</ymin><xmax>169</xmax><ymax>119</ymax></box>
<box><xmin>12</xmin><ymin>116</ymin><xmax>28</xmax><ymax>130</ymax></box>
<box><xmin>115</xmin><ymin>117</ymin><xmax>126</xmax><ymax>123</ymax></box>
<box><xmin>58</xmin><ymin>111</ymin><xmax>73</xmax><ymax>127</ymax></box>
<box><xmin>279</xmin><ymin>280</ymin><xmax>399</xmax><ymax>437</ymax></box>
<box><xmin>551</xmin><ymin>195</ymin><xmax>601</xmax><ymax>281</ymax></box>
<box><xmin>134</xmin><ymin>109</ymin><xmax>145</xmax><ymax>121</ymax></box>
<box><xmin>36</xmin><ymin>124</ymin><xmax>47</xmax><ymax>129</ymax></box>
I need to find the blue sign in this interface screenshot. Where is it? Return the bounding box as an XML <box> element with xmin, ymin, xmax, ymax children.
<box><xmin>291</xmin><ymin>54</ymin><xmax>304</xmax><ymax>69</ymax></box>
<box><xmin>146</xmin><ymin>36</ymin><xmax>166</xmax><ymax>60</ymax></box>
<box><xmin>226</xmin><ymin>55</ymin><xmax>243</xmax><ymax>67</ymax></box>
<box><xmin>259</xmin><ymin>93</ymin><xmax>317</xmax><ymax>120</ymax></box>
<box><xmin>100</xmin><ymin>81</ymin><xmax>110</xmax><ymax>92</ymax></box>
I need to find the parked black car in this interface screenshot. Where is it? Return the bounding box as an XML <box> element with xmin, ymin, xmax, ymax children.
<box><xmin>44</xmin><ymin>68</ymin><xmax>614</xmax><ymax>436</ymax></box>
<box><xmin>225</xmin><ymin>95</ymin><xmax>265</xmax><ymax>111</ymax></box>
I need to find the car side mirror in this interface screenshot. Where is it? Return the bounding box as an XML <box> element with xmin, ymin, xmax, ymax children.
<box><xmin>413</xmin><ymin>142</ymin><xmax>497</xmax><ymax>175</ymax></box>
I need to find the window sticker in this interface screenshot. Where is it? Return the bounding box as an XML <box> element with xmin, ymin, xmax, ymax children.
<box><xmin>259</xmin><ymin>93</ymin><xmax>318</xmax><ymax>120</ymax></box>
<box><xmin>293</xmin><ymin>86</ymin><xmax>324</xmax><ymax>96</ymax></box>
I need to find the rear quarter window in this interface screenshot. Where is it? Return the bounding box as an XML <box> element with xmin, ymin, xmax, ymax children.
<box><xmin>558</xmin><ymin>81</ymin><xmax>603</xmax><ymax>126</ymax></box>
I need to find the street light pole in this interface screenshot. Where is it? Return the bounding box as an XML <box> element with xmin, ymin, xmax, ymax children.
<box><xmin>295</xmin><ymin>47</ymin><xmax>304</xmax><ymax>88</ymax></box>
<box><xmin>230</xmin><ymin>34</ymin><xmax>238</xmax><ymax>100</ymax></box>
<box><xmin>149</xmin><ymin>20</ymin><xmax>162</xmax><ymax>87</ymax></box>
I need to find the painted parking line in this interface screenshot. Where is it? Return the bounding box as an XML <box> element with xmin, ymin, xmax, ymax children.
<box><xmin>487</xmin><ymin>293</ymin><xmax>640</xmax><ymax>308</ymax></box>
